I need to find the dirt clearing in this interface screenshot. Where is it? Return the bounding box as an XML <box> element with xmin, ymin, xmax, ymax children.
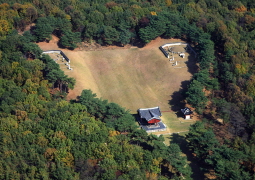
<box><xmin>38</xmin><ymin>37</ymin><xmax>194</xmax><ymax>113</ymax></box>
<box><xmin>38</xmin><ymin>37</ymin><xmax>197</xmax><ymax>133</ymax></box>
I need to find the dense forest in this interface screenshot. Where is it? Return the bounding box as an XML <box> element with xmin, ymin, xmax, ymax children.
<box><xmin>1</xmin><ymin>0</ymin><xmax>255</xmax><ymax>179</ymax></box>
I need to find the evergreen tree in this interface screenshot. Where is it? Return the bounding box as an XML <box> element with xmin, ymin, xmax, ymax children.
<box><xmin>166</xmin><ymin>143</ymin><xmax>192</xmax><ymax>179</ymax></box>
<box><xmin>59</xmin><ymin>31</ymin><xmax>81</xmax><ymax>50</ymax></box>
<box><xmin>34</xmin><ymin>17</ymin><xmax>54</xmax><ymax>42</ymax></box>
<box><xmin>186</xmin><ymin>122</ymin><xmax>219</xmax><ymax>160</ymax></box>
<box><xmin>186</xmin><ymin>80</ymin><xmax>208</xmax><ymax>113</ymax></box>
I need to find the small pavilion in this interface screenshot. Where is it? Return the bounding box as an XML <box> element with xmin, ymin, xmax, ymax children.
<box><xmin>181</xmin><ymin>107</ymin><xmax>192</xmax><ymax>119</ymax></box>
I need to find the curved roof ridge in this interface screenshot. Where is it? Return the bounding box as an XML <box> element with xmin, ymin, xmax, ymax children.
<box><xmin>139</xmin><ymin>106</ymin><xmax>159</xmax><ymax>110</ymax></box>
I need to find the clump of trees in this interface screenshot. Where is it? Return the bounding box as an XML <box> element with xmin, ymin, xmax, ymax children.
<box><xmin>186</xmin><ymin>121</ymin><xmax>255</xmax><ymax>179</ymax></box>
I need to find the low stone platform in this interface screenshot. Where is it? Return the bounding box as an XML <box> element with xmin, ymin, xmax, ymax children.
<box><xmin>139</xmin><ymin>121</ymin><xmax>167</xmax><ymax>133</ymax></box>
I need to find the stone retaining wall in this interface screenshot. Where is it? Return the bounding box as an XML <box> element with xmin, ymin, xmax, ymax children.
<box><xmin>42</xmin><ymin>50</ymin><xmax>70</xmax><ymax>63</ymax></box>
<box><xmin>159</xmin><ymin>42</ymin><xmax>197</xmax><ymax>58</ymax></box>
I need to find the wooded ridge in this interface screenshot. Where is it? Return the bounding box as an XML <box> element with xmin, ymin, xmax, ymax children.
<box><xmin>0</xmin><ymin>0</ymin><xmax>255</xmax><ymax>179</ymax></box>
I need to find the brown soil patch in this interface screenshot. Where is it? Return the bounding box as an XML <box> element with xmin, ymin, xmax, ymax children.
<box><xmin>37</xmin><ymin>35</ymin><xmax>60</xmax><ymax>51</ymax></box>
<box><xmin>143</xmin><ymin>37</ymin><xmax>177</xmax><ymax>50</ymax></box>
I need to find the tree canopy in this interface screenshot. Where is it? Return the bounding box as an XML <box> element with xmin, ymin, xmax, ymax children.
<box><xmin>1</xmin><ymin>0</ymin><xmax>255</xmax><ymax>179</ymax></box>
<box><xmin>0</xmin><ymin>24</ymin><xmax>191</xmax><ymax>180</ymax></box>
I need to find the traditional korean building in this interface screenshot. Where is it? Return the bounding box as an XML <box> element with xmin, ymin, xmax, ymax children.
<box><xmin>138</xmin><ymin>107</ymin><xmax>162</xmax><ymax>124</ymax></box>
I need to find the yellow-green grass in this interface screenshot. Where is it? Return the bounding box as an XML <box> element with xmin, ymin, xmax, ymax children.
<box><xmin>151</xmin><ymin>112</ymin><xmax>194</xmax><ymax>136</ymax></box>
<box><xmin>38</xmin><ymin>37</ymin><xmax>196</xmax><ymax>134</ymax></box>
<box><xmin>161</xmin><ymin>113</ymin><xmax>194</xmax><ymax>133</ymax></box>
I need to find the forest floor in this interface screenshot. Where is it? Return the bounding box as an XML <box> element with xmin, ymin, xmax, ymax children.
<box><xmin>37</xmin><ymin>36</ymin><xmax>197</xmax><ymax>134</ymax></box>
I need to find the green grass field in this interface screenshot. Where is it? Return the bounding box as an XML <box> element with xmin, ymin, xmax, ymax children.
<box><xmin>161</xmin><ymin>112</ymin><xmax>195</xmax><ymax>135</ymax></box>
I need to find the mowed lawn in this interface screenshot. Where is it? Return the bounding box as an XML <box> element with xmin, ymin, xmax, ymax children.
<box><xmin>38</xmin><ymin>37</ymin><xmax>196</xmax><ymax>133</ymax></box>
<box><xmin>161</xmin><ymin>113</ymin><xmax>195</xmax><ymax>134</ymax></box>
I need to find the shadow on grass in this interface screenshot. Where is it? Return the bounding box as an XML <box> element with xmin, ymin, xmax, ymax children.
<box><xmin>167</xmin><ymin>133</ymin><xmax>205</xmax><ymax>180</ymax></box>
<box><xmin>168</xmin><ymin>80</ymin><xmax>189</xmax><ymax>117</ymax></box>
<box><xmin>132</xmin><ymin>113</ymin><xmax>148</xmax><ymax>127</ymax></box>
<box><xmin>185</xmin><ymin>50</ymin><xmax>199</xmax><ymax>75</ymax></box>
<box><xmin>168</xmin><ymin>48</ymin><xmax>198</xmax><ymax>116</ymax></box>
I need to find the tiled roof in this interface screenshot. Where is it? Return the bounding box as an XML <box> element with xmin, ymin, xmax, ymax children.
<box><xmin>138</xmin><ymin>107</ymin><xmax>162</xmax><ymax>122</ymax></box>
<box><xmin>181</xmin><ymin>107</ymin><xmax>192</xmax><ymax>115</ymax></box>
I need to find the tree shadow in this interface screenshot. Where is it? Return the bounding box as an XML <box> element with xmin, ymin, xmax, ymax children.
<box><xmin>168</xmin><ymin>46</ymin><xmax>198</xmax><ymax>116</ymax></box>
<box><xmin>30</xmin><ymin>25</ymin><xmax>36</xmax><ymax>33</ymax></box>
<box><xmin>168</xmin><ymin>133</ymin><xmax>205</xmax><ymax>180</ymax></box>
<box><xmin>132</xmin><ymin>39</ymin><xmax>146</xmax><ymax>48</ymax></box>
<box><xmin>57</xmin><ymin>40</ymin><xmax>65</xmax><ymax>49</ymax></box>
<box><xmin>132</xmin><ymin>113</ymin><xmax>142</xmax><ymax>123</ymax></box>
<box><xmin>185</xmin><ymin>47</ymin><xmax>199</xmax><ymax>75</ymax></box>
<box><xmin>168</xmin><ymin>80</ymin><xmax>190</xmax><ymax>117</ymax></box>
